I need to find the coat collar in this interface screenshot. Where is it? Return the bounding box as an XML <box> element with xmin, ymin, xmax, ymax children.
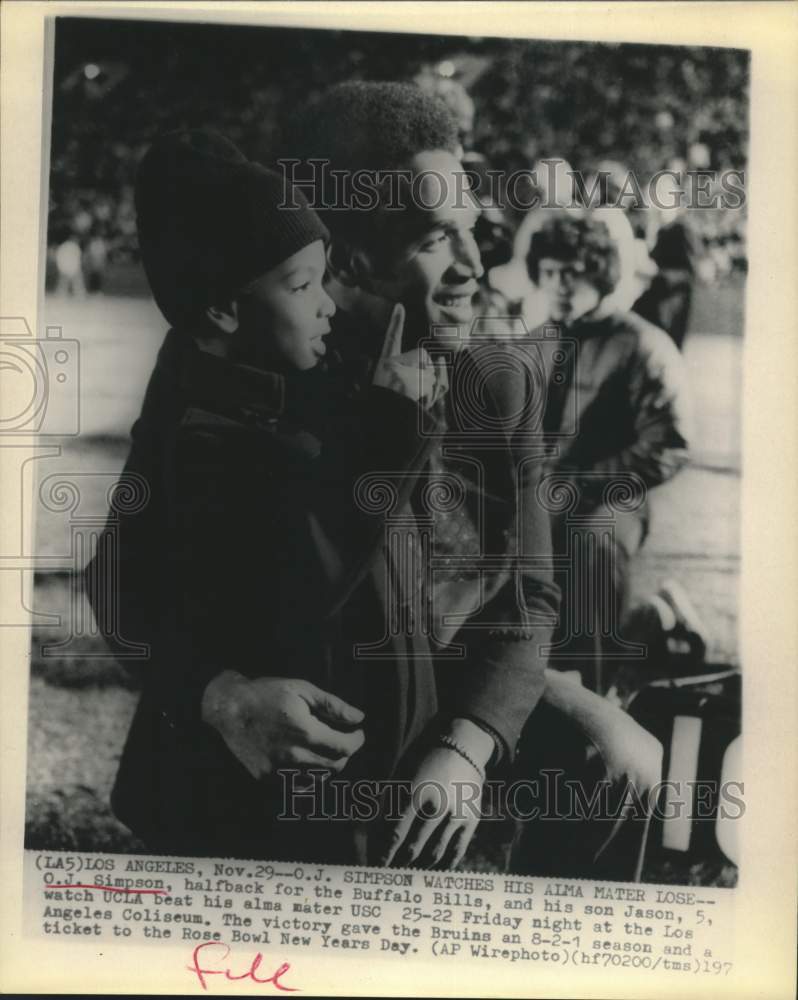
<box><xmin>178</xmin><ymin>333</ymin><xmax>286</xmax><ymax>427</ymax></box>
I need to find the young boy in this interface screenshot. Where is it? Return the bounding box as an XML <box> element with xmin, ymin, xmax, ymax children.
<box><xmin>85</xmin><ymin>130</ymin><xmax>443</xmax><ymax>862</ymax></box>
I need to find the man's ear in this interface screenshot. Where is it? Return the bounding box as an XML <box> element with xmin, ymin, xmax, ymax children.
<box><xmin>326</xmin><ymin>241</ymin><xmax>375</xmax><ymax>291</ymax></box>
<box><xmin>205</xmin><ymin>300</ymin><xmax>239</xmax><ymax>334</ymax></box>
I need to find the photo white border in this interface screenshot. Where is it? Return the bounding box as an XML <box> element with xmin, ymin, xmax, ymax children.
<box><xmin>1</xmin><ymin>3</ymin><xmax>796</xmax><ymax>996</ymax></box>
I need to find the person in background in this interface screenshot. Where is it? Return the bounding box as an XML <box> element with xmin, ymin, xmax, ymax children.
<box><xmin>487</xmin><ymin>156</ymin><xmax>578</xmax><ymax>312</ymax></box>
<box><xmin>498</xmin><ymin>209</ymin><xmax>683</xmax><ymax>879</ymax></box>
<box><xmin>84</xmin><ymin>229</ymin><xmax>109</xmax><ymax>293</ymax></box>
<box><xmin>491</xmin><ymin>158</ymin><xmax>657</xmax><ymax>332</ymax></box>
<box><xmin>579</xmin><ymin>159</ymin><xmax>658</xmax><ymax>312</ymax></box>
<box><xmin>633</xmin><ymin>160</ymin><xmax>710</xmax><ymax>349</ymax></box>
<box><xmin>54</xmin><ymin>236</ymin><xmax>86</xmax><ymax>297</ymax></box>
<box><xmin>524</xmin><ymin>211</ymin><xmax>691</xmax><ymax>692</ymax></box>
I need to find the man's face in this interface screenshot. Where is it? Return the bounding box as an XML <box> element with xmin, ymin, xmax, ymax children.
<box><xmin>536</xmin><ymin>257</ymin><xmax>601</xmax><ymax>325</ymax></box>
<box><xmin>363</xmin><ymin>150</ymin><xmax>484</xmax><ymax>346</ymax></box>
<box><xmin>235</xmin><ymin>240</ymin><xmax>336</xmax><ymax>371</ymax></box>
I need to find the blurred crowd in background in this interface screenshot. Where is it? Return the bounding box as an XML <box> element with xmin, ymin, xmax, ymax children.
<box><xmin>45</xmin><ymin>18</ymin><xmax>748</xmax><ymax>325</ymax></box>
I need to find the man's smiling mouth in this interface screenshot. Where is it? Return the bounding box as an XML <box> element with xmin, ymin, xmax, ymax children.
<box><xmin>435</xmin><ymin>285</ymin><xmax>477</xmax><ymax>304</ymax></box>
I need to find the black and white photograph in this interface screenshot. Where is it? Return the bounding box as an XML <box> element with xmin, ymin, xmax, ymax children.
<box><xmin>20</xmin><ymin>13</ymin><xmax>750</xmax><ymax>887</ymax></box>
<box><xmin>3</xmin><ymin>4</ymin><xmax>797</xmax><ymax>997</ymax></box>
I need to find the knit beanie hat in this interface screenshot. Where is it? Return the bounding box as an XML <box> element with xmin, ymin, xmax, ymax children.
<box><xmin>135</xmin><ymin>129</ymin><xmax>329</xmax><ymax>328</ymax></box>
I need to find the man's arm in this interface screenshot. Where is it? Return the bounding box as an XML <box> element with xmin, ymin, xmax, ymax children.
<box><xmin>444</xmin><ymin>340</ymin><xmax>561</xmax><ymax>763</ymax></box>
<box><xmin>379</xmin><ymin>341</ymin><xmax>560</xmax><ymax>869</ymax></box>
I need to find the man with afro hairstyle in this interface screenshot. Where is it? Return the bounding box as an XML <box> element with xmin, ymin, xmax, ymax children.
<box><xmin>285</xmin><ymin>82</ymin><xmax>671</xmax><ymax>882</ymax></box>
<box><xmin>284</xmin><ymin>81</ymin><xmax>563</xmax><ymax>870</ymax></box>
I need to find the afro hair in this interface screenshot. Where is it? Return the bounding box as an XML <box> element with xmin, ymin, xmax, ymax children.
<box><xmin>288</xmin><ymin>80</ymin><xmax>459</xmax><ymax>176</ymax></box>
<box><xmin>282</xmin><ymin>81</ymin><xmax>460</xmax><ymax>249</ymax></box>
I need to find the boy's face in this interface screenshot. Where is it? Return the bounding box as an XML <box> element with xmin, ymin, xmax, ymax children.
<box><xmin>362</xmin><ymin>150</ymin><xmax>484</xmax><ymax>347</ymax></box>
<box><xmin>235</xmin><ymin>240</ymin><xmax>335</xmax><ymax>371</ymax></box>
<box><xmin>536</xmin><ymin>256</ymin><xmax>602</xmax><ymax>325</ymax></box>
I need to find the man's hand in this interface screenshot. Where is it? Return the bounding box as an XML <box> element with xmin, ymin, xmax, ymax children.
<box><xmin>371</xmin><ymin>303</ymin><xmax>447</xmax><ymax>407</ymax></box>
<box><xmin>380</xmin><ymin>718</ymin><xmax>494</xmax><ymax>870</ymax></box>
<box><xmin>201</xmin><ymin>671</ymin><xmax>365</xmax><ymax>781</ymax></box>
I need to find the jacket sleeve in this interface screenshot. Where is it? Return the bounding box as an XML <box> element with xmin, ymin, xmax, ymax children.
<box><xmin>150</xmin><ymin>417</ymin><xmax>291</xmax><ymax>732</ymax></box>
<box><xmin>148</xmin><ymin>413</ymin><xmax>329</xmax><ymax>732</ymax></box>
<box><xmin>84</xmin><ymin>409</ymin><xmax>277</xmax><ymax>732</ymax></box>
<box><xmin>558</xmin><ymin>323</ymin><xmax>691</xmax><ymax>497</ymax></box>
<box><xmin>444</xmin><ymin>342</ymin><xmax>561</xmax><ymax>762</ymax></box>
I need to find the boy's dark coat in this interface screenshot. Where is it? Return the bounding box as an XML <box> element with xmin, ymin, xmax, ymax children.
<box><xmin>87</xmin><ymin>329</ymin><xmax>439</xmax><ymax>860</ymax></box>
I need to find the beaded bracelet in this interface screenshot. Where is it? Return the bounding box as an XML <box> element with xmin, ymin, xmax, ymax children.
<box><xmin>437</xmin><ymin>734</ymin><xmax>486</xmax><ymax>782</ymax></box>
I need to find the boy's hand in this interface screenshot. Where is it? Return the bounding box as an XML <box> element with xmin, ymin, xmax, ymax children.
<box><xmin>201</xmin><ymin>671</ymin><xmax>365</xmax><ymax>781</ymax></box>
<box><xmin>380</xmin><ymin>718</ymin><xmax>494</xmax><ymax>869</ymax></box>
<box><xmin>372</xmin><ymin>303</ymin><xmax>447</xmax><ymax>407</ymax></box>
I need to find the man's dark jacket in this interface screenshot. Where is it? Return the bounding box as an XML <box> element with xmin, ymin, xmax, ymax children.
<box><xmin>326</xmin><ymin>311</ymin><xmax>561</xmax><ymax>763</ymax></box>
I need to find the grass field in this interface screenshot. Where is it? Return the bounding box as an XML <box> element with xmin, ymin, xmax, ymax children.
<box><xmin>22</xmin><ymin>275</ymin><xmax>744</xmax><ymax>882</ymax></box>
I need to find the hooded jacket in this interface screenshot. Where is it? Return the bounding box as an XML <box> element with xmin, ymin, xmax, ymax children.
<box><xmin>538</xmin><ymin>307</ymin><xmax>691</xmax><ymax>511</ymax></box>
